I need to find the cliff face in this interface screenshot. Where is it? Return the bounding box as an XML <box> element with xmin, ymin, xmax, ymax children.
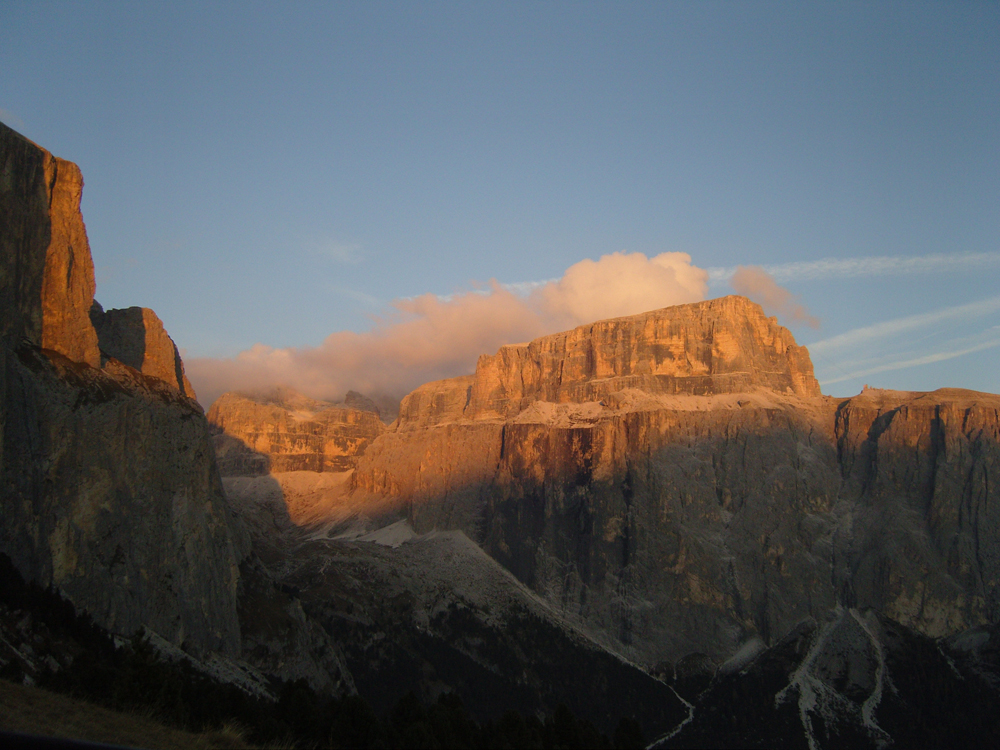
<box><xmin>395</xmin><ymin>296</ymin><xmax>819</xmax><ymax>429</ymax></box>
<box><xmin>208</xmin><ymin>388</ymin><xmax>387</xmax><ymax>475</ymax></box>
<box><xmin>0</xmin><ymin>122</ymin><xmax>245</xmax><ymax>655</ymax></box>
<box><xmin>90</xmin><ymin>303</ymin><xmax>197</xmax><ymax>399</ymax></box>
<box><xmin>1</xmin><ymin>122</ymin><xmax>99</xmax><ymax>367</ymax></box>
<box><xmin>832</xmin><ymin>388</ymin><xmax>1000</xmax><ymax>633</ymax></box>
<box><xmin>0</xmin><ymin>347</ymin><xmax>246</xmax><ymax>653</ymax></box>
<box><xmin>353</xmin><ymin>301</ymin><xmax>1000</xmax><ymax>667</ymax></box>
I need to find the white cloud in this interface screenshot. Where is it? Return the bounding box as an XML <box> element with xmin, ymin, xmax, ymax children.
<box><xmin>186</xmin><ymin>251</ymin><xmax>708</xmax><ymax>407</ymax></box>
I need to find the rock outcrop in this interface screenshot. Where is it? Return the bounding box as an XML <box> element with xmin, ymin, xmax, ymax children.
<box><xmin>208</xmin><ymin>387</ymin><xmax>387</xmax><ymax>475</ymax></box>
<box><xmin>90</xmin><ymin>302</ymin><xmax>197</xmax><ymax>399</ymax></box>
<box><xmin>1</xmin><ymin>122</ymin><xmax>100</xmax><ymax>367</ymax></box>
<box><xmin>0</xmin><ymin>121</ymin><xmax>244</xmax><ymax>655</ymax></box>
<box><xmin>0</xmin><ymin>346</ymin><xmax>246</xmax><ymax>654</ymax></box>
<box><xmin>351</xmin><ymin>301</ymin><xmax>1000</xmax><ymax>669</ymax></box>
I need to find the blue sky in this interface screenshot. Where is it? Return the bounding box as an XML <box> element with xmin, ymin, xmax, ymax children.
<box><xmin>2</xmin><ymin>1</ymin><xmax>998</xmax><ymax>403</ymax></box>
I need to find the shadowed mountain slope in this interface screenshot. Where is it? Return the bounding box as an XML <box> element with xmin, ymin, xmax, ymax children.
<box><xmin>344</xmin><ymin>301</ymin><xmax>1000</xmax><ymax>672</ymax></box>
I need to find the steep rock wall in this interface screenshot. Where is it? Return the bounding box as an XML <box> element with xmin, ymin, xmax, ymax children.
<box><xmin>353</xmin><ymin>300</ymin><xmax>999</xmax><ymax>667</ymax></box>
<box><xmin>90</xmin><ymin>303</ymin><xmax>197</xmax><ymax>399</ymax></box>
<box><xmin>208</xmin><ymin>389</ymin><xmax>386</xmax><ymax>474</ymax></box>
<box><xmin>0</xmin><ymin>121</ymin><xmax>99</xmax><ymax>367</ymax></box>
<box><xmin>0</xmin><ymin>346</ymin><xmax>246</xmax><ymax>654</ymax></box>
<box><xmin>832</xmin><ymin>388</ymin><xmax>1000</xmax><ymax>634</ymax></box>
<box><xmin>0</xmin><ymin>121</ymin><xmax>247</xmax><ymax>656</ymax></box>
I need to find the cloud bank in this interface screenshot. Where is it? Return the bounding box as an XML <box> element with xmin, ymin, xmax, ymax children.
<box><xmin>728</xmin><ymin>265</ymin><xmax>820</xmax><ymax>329</ymax></box>
<box><xmin>187</xmin><ymin>251</ymin><xmax>708</xmax><ymax>408</ymax></box>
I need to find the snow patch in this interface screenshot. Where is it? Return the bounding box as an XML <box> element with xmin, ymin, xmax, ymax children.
<box><xmin>354</xmin><ymin>519</ymin><xmax>418</xmax><ymax>548</ymax></box>
<box><xmin>647</xmin><ymin>685</ymin><xmax>695</xmax><ymax>749</ymax></box>
<box><xmin>718</xmin><ymin>636</ymin><xmax>766</xmax><ymax>675</ymax></box>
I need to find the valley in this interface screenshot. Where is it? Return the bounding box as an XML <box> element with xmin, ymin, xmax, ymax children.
<box><xmin>2</xmin><ymin>120</ymin><xmax>999</xmax><ymax>748</ymax></box>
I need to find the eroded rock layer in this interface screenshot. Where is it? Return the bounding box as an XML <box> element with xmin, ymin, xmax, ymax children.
<box><xmin>208</xmin><ymin>388</ymin><xmax>387</xmax><ymax>475</ymax></box>
<box><xmin>396</xmin><ymin>295</ymin><xmax>819</xmax><ymax>428</ymax></box>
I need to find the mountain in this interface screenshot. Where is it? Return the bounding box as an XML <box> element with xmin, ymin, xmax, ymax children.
<box><xmin>207</xmin><ymin>290</ymin><xmax>1000</xmax><ymax>744</ymax></box>
<box><xmin>0</xmin><ymin>122</ymin><xmax>688</xmax><ymax>743</ymax></box>
<box><xmin>6</xmin><ymin>120</ymin><xmax>998</xmax><ymax>747</ymax></box>
<box><xmin>343</xmin><ymin>297</ymin><xmax>1000</xmax><ymax>673</ymax></box>
<box><xmin>207</xmin><ymin>386</ymin><xmax>386</xmax><ymax>475</ymax></box>
<box><xmin>0</xmin><ymin>121</ymin><xmax>245</xmax><ymax>656</ymax></box>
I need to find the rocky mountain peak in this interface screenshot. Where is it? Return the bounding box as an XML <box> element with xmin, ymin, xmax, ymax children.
<box><xmin>1</xmin><ymin>121</ymin><xmax>244</xmax><ymax>656</ymax></box>
<box><xmin>90</xmin><ymin>302</ymin><xmax>197</xmax><ymax>399</ymax></box>
<box><xmin>397</xmin><ymin>295</ymin><xmax>820</xmax><ymax>428</ymax></box>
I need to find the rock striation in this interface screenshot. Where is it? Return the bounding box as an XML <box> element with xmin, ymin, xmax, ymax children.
<box><xmin>351</xmin><ymin>301</ymin><xmax>1000</xmax><ymax>669</ymax></box>
<box><xmin>208</xmin><ymin>387</ymin><xmax>387</xmax><ymax>475</ymax></box>
<box><xmin>395</xmin><ymin>295</ymin><xmax>819</xmax><ymax>428</ymax></box>
<box><xmin>0</xmin><ymin>121</ymin><xmax>244</xmax><ymax>655</ymax></box>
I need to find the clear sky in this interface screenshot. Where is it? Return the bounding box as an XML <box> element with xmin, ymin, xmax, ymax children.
<box><xmin>2</xmin><ymin>1</ymin><xmax>998</xmax><ymax>405</ymax></box>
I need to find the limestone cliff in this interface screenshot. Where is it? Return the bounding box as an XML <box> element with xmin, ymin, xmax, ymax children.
<box><xmin>0</xmin><ymin>346</ymin><xmax>246</xmax><ymax>654</ymax></box>
<box><xmin>0</xmin><ymin>121</ymin><xmax>244</xmax><ymax>655</ymax></box>
<box><xmin>352</xmin><ymin>302</ymin><xmax>1000</xmax><ymax>668</ymax></box>
<box><xmin>208</xmin><ymin>387</ymin><xmax>387</xmax><ymax>475</ymax></box>
<box><xmin>90</xmin><ymin>302</ymin><xmax>197</xmax><ymax>399</ymax></box>
<box><xmin>395</xmin><ymin>295</ymin><xmax>819</xmax><ymax>428</ymax></box>
<box><xmin>1</xmin><ymin>121</ymin><xmax>99</xmax><ymax>367</ymax></box>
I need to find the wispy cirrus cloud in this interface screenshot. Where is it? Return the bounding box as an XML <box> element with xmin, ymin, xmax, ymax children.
<box><xmin>809</xmin><ymin>296</ymin><xmax>1000</xmax><ymax>355</ymax></box>
<box><xmin>709</xmin><ymin>251</ymin><xmax>1000</xmax><ymax>284</ymax></box>
<box><xmin>820</xmin><ymin>337</ymin><xmax>1000</xmax><ymax>386</ymax></box>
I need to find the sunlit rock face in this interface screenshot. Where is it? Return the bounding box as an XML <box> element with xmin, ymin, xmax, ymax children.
<box><xmin>0</xmin><ymin>121</ymin><xmax>245</xmax><ymax>655</ymax></box>
<box><xmin>353</xmin><ymin>299</ymin><xmax>1000</xmax><ymax>668</ymax></box>
<box><xmin>90</xmin><ymin>302</ymin><xmax>197</xmax><ymax>399</ymax></box>
<box><xmin>207</xmin><ymin>387</ymin><xmax>387</xmax><ymax>475</ymax></box>
<box><xmin>0</xmin><ymin>122</ymin><xmax>100</xmax><ymax>367</ymax></box>
<box><xmin>394</xmin><ymin>295</ymin><xmax>819</xmax><ymax>429</ymax></box>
